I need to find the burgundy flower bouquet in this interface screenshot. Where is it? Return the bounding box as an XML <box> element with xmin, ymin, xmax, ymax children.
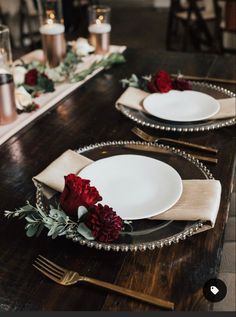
<box><xmin>121</xmin><ymin>70</ymin><xmax>192</xmax><ymax>93</ymax></box>
<box><xmin>23</xmin><ymin>68</ymin><xmax>55</xmax><ymax>96</ymax></box>
<box><xmin>4</xmin><ymin>173</ymin><xmax>123</xmax><ymax>243</ymax></box>
<box><xmin>13</xmin><ymin>65</ymin><xmax>55</xmax><ymax>113</ymax></box>
<box><xmin>60</xmin><ymin>174</ymin><xmax>122</xmax><ymax>242</ymax></box>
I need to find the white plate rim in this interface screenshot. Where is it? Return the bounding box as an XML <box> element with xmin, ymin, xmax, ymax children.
<box><xmin>142</xmin><ymin>90</ymin><xmax>221</xmax><ymax>122</ymax></box>
<box><xmin>78</xmin><ymin>154</ymin><xmax>183</xmax><ymax>220</ymax></box>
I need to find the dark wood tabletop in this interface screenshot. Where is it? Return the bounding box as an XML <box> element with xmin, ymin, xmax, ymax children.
<box><xmin>0</xmin><ymin>48</ymin><xmax>235</xmax><ymax>311</ymax></box>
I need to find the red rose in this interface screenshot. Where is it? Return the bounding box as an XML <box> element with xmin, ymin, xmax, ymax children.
<box><xmin>25</xmin><ymin>68</ymin><xmax>38</xmax><ymax>86</ymax></box>
<box><xmin>172</xmin><ymin>78</ymin><xmax>192</xmax><ymax>91</ymax></box>
<box><xmin>86</xmin><ymin>204</ymin><xmax>122</xmax><ymax>242</ymax></box>
<box><xmin>60</xmin><ymin>174</ymin><xmax>102</xmax><ymax>216</ymax></box>
<box><xmin>147</xmin><ymin>70</ymin><xmax>173</xmax><ymax>93</ymax></box>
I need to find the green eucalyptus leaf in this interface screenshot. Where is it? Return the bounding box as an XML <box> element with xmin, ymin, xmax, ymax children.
<box><xmin>49</xmin><ymin>208</ymin><xmax>67</xmax><ymax>221</ymax></box>
<box><xmin>58</xmin><ymin>224</ymin><xmax>74</xmax><ymax>236</ymax></box>
<box><xmin>36</xmin><ymin>205</ymin><xmax>47</xmax><ymax>218</ymax></box>
<box><xmin>26</xmin><ymin>225</ymin><xmax>38</xmax><ymax>237</ymax></box>
<box><xmin>56</xmin><ymin>225</ymin><xmax>67</xmax><ymax>235</ymax></box>
<box><xmin>47</xmin><ymin>224</ymin><xmax>57</xmax><ymax>236</ymax></box>
<box><xmin>25</xmin><ymin>216</ymin><xmax>38</xmax><ymax>223</ymax></box>
<box><xmin>77</xmin><ymin>206</ymin><xmax>88</xmax><ymax>220</ymax></box>
<box><xmin>51</xmin><ymin>224</ymin><xmax>67</xmax><ymax>239</ymax></box>
<box><xmin>43</xmin><ymin>217</ymin><xmax>54</xmax><ymax>227</ymax></box>
<box><xmin>36</xmin><ymin>224</ymin><xmax>45</xmax><ymax>237</ymax></box>
<box><xmin>37</xmin><ymin>75</ymin><xmax>55</xmax><ymax>93</ymax></box>
<box><xmin>77</xmin><ymin>223</ymin><xmax>94</xmax><ymax>240</ymax></box>
<box><xmin>4</xmin><ymin>211</ymin><xmax>10</xmax><ymax>217</ymax></box>
<box><xmin>25</xmin><ymin>223</ymin><xmax>31</xmax><ymax>229</ymax></box>
<box><xmin>51</xmin><ymin>232</ymin><xmax>59</xmax><ymax>239</ymax></box>
<box><xmin>71</xmin><ymin>52</ymin><xmax>125</xmax><ymax>83</ymax></box>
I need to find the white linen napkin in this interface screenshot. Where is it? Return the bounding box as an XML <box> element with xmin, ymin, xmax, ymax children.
<box><xmin>115</xmin><ymin>87</ymin><xmax>236</xmax><ymax>119</ymax></box>
<box><xmin>33</xmin><ymin>149</ymin><xmax>221</xmax><ymax>229</ymax></box>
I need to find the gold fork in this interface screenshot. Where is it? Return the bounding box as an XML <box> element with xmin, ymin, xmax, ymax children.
<box><xmin>132</xmin><ymin>126</ymin><xmax>218</xmax><ymax>154</ymax></box>
<box><xmin>33</xmin><ymin>255</ymin><xmax>174</xmax><ymax>310</ymax></box>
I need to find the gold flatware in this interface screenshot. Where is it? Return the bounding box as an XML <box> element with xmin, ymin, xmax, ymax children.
<box><xmin>203</xmin><ymin>116</ymin><xmax>236</xmax><ymax>121</ymax></box>
<box><xmin>132</xmin><ymin>127</ymin><xmax>218</xmax><ymax>154</ymax></box>
<box><xmin>124</xmin><ymin>144</ymin><xmax>218</xmax><ymax>164</ymax></box>
<box><xmin>171</xmin><ymin>73</ymin><xmax>236</xmax><ymax>85</ymax></box>
<box><xmin>33</xmin><ymin>255</ymin><xmax>174</xmax><ymax>310</ymax></box>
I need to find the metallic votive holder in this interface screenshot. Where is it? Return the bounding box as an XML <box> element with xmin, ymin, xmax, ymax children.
<box><xmin>0</xmin><ymin>73</ymin><xmax>17</xmax><ymax>125</ymax></box>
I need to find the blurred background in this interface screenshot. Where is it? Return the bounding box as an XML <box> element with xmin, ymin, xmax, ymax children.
<box><xmin>0</xmin><ymin>0</ymin><xmax>235</xmax><ymax>59</ymax></box>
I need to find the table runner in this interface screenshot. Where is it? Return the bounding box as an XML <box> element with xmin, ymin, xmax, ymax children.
<box><xmin>0</xmin><ymin>45</ymin><xmax>126</xmax><ymax>146</ymax></box>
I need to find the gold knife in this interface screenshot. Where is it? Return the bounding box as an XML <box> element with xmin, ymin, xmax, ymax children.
<box><xmin>171</xmin><ymin>73</ymin><xmax>236</xmax><ymax>85</ymax></box>
<box><xmin>124</xmin><ymin>144</ymin><xmax>218</xmax><ymax>164</ymax></box>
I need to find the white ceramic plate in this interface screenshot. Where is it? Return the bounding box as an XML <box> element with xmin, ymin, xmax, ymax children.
<box><xmin>78</xmin><ymin>154</ymin><xmax>183</xmax><ymax>220</ymax></box>
<box><xmin>143</xmin><ymin>90</ymin><xmax>220</xmax><ymax>122</ymax></box>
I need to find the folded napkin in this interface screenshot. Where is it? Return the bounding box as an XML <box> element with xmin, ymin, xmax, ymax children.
<box><xmin>33</xmin><ymin>150</ymin><xmax>92</xmax><ymax>198</ymax></box>
<box><xmin>33</xmin><ymin>150</ymin><xmax>221</xmax><ymax>229</ymax></box>
<box><xmin>115</xmin><ymin>87</ymin><xmax>236</xmax><ymax>120</ymax></box>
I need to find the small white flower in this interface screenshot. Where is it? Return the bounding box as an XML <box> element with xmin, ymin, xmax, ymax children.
<box><xmin>13</xmin><ymin>66</ymin><xmax>27</xmax><ymax>86</ymax></box>
<box><xmin>73</xmin><ymin>37</ymin><xmax>94</xmax><ymax>56</ymax></box>
<box><xmin>15</xmin><ymin>86</ymin><xmax>33</xmax><ymax>110</ymax></box>
<box><xmin>45</xmin><ymin>66</ymin><xmax>65</xmax><ymax>82</ymax></box>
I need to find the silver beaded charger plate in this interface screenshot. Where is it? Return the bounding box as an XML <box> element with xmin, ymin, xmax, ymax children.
<box><xmin>36</xmin><ymin>141</ymin><xmax>214</xmax><ymax>252</ymax></box>
<box><xmin>117</xmin><ymin>82</ymin><xmax>236</xmax><ymax>132</ymax></box>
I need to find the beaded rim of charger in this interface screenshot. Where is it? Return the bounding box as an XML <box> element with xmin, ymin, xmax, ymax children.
<box><xmin>118</xmin><ymin>81</ymin><xmax>236</xmax><ymax>133</ymax></box>
<box><xmin>36</xmin><ymin>140</ymin><xmax>213</xmax><ymax>252</ymax></box>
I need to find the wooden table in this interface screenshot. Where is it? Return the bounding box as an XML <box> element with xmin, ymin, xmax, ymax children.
<box><xmin>0</xmin><ymin>48</ymin><xmax>235</xmax><ymax>311</ymax></box>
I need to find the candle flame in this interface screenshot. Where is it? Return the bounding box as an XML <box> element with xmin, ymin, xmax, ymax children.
<box><xmin>96</xmin><ymin>15</ymin><xmax>104</xmax><ymax>24</ymax></box>
<box><xmin>46</xmin><ymin>9</ymin><xmax>56</xmax><ymax>24</ymax></box>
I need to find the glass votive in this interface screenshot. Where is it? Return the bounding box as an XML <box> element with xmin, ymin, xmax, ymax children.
<box><xmin>88</xmin><ymin>5</ymin><xmax>111</xmax><ymax>55</ymax></box>
<box><xmin>39</xmin><ymin>0</ymin><xmax>66</xmax><ymax>68</ymax></box>
<box><xmin>0</xmin><ymin>25</ymin><xmax>17</xmax><ymax>125</ymax></box>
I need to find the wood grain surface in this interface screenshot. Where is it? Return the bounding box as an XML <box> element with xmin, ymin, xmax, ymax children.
<box><xmin>0</xmin><ymin>48</ymin><xmax>235</xmax><ymax>311</ymax></box>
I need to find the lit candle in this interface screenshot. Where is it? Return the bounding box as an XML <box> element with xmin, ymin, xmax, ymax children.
<box><xmin>88</xmin><ymin>23</ymin><xmax>111</xmax><ymax>34</ymax></box>
<box><xmin>39</xmin><ymin>23</ymin><xmax>65</xmax><ymax>35</ymax></box>
<box><xmin>38</xmin><ymin>1</ymin><xmax>66</xmax><ymax>67</ymax></box>
<box><xmin>88</xmin><ymin>20</ymin><xmax>111</xmax><ymax>54</ymax></box>
<box><xmin>46</xmin><ymin>9</ymin><xmax>56</xmax><ymax>23</ymax></box>
<box><xmin>88</xmin><ymin>17</ymin><xmax>111</xmax><ymax>34</ymax></box>
<box><xmin>39</xmin><ymin>21</ymin><xmax>66</xmax><ymax>68</ymax></box>
<box><xmin>88</xmin><ymin>6</ymin><xmax>111</xmax><ymax>54</ymax></box>
<box><xmin>40</xmin><ymin>8</ymin><xmax>65</xmax><ymax>35</ymax></box>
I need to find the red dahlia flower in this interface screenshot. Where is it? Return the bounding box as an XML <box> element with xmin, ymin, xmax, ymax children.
<box><xmin>60</xmin><ymin>174</ymin><xmax>102</xmax><ymax>216</ymax></box>
<box><xmin>86</xmin><ymin>204</ymin><xmax>122</xmax><ymax>242</ymax></box>
<box><xmin>147</xmin><ymin>70</ymin><xmax>173</xmax><ymax>93</ymax></box>
<box><xmin>172</xmin><ymin>78</ymin><xmax>192</xmax><ymax>91</ymax></box>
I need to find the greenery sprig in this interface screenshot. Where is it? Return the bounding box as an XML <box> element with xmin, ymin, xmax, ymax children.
<box><xmin>121</xmin><ymin>73</ymin><xmax>151</xmax><ymax>91</ymax></box>
<box><xmin>70</xmin><ymin>52</ymin><xmax>126</xmax><ymax>83</ymax></box>
<box><xmin>121</xmin><ymin>71</ymin><xmax>192</xmax><ymax>93</ymax></box>
<box><xmin>4</xmin><ymin>202</ymin><xmax>94</xmax><ymax>241</ymax></box>
<box><xmin>14</xmin><ymin>48</ymin><xmax>125</xmax><ymax>114</ymax></box>
<box><xmin>61</xmin><ymin>49</ymin><xmax>82</xmax><ymax>75</ymax></box>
